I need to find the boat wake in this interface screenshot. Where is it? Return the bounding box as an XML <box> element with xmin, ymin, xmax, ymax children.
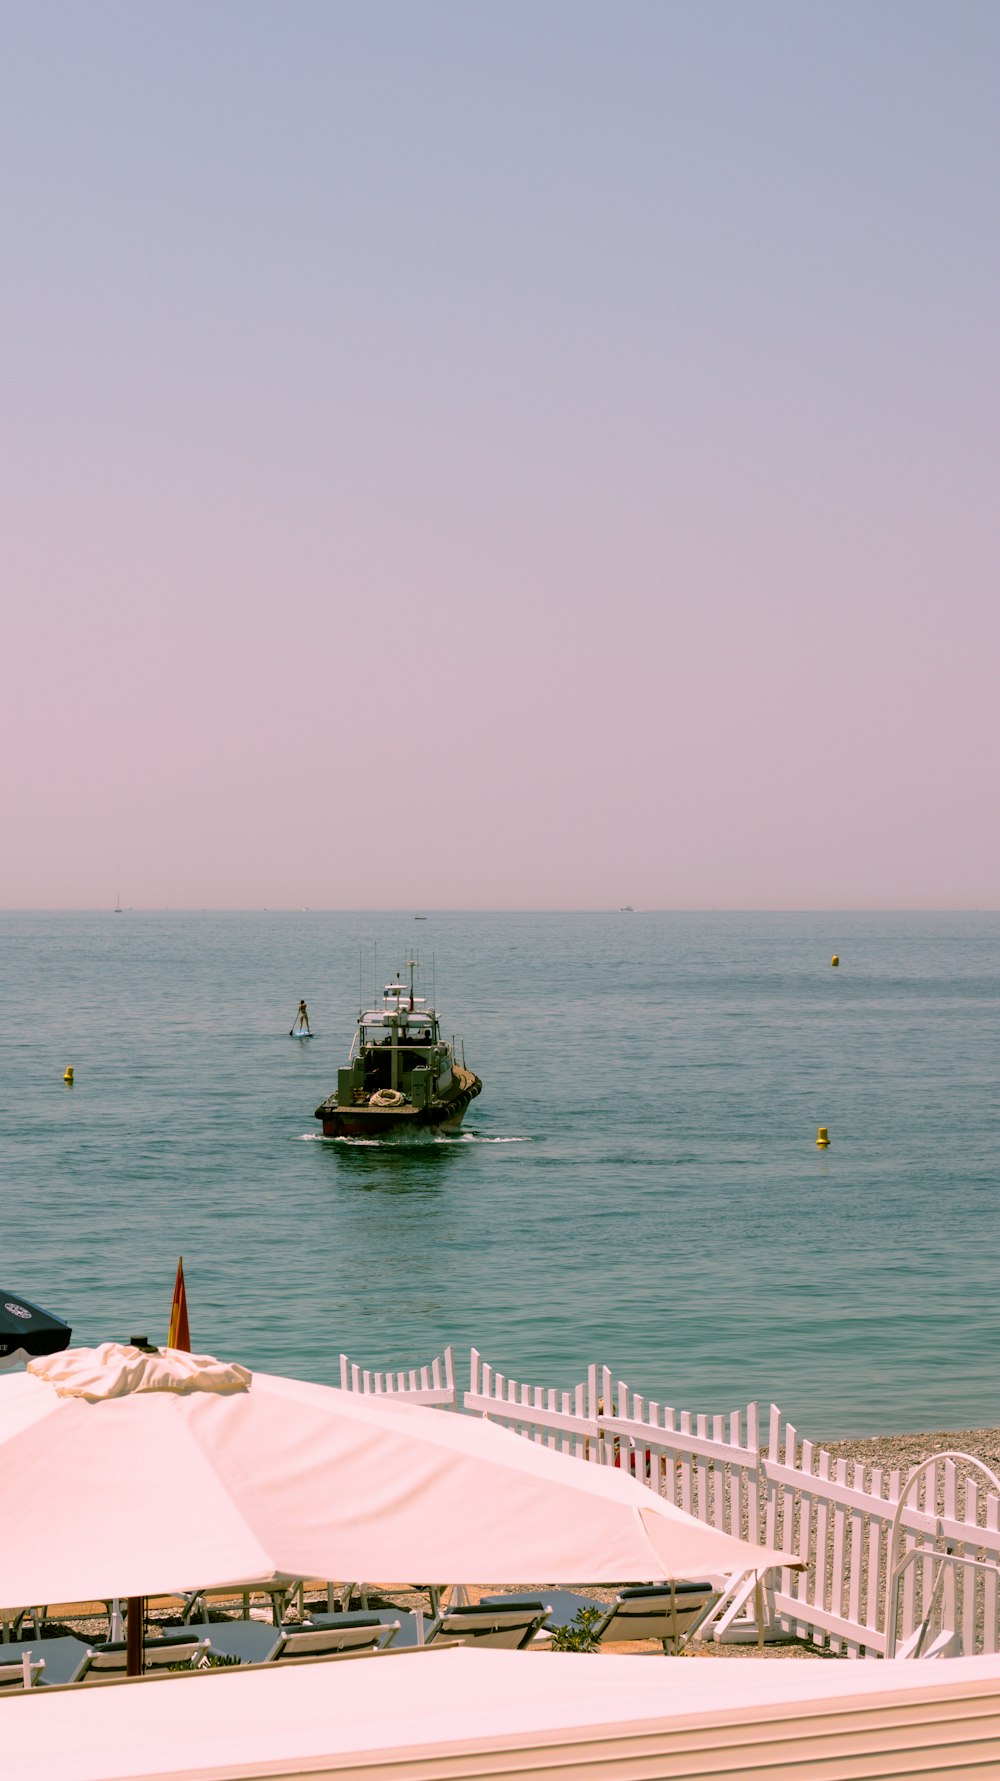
<box><xmin>435</xmin><ymin>1133</ymin><xmax>529</xmax><ymax>1144</ymax></box>
<box><xmin>299</xmin><ymin>1131</ymin><xmax>528</xmax><ymax>1148</ymax></box>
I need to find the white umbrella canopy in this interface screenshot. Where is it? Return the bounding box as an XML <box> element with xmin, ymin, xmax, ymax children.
<box><xmin>0</xmin><ymin>1345</ymin><xmax>796</xmax><ymax>1607</ymax></box>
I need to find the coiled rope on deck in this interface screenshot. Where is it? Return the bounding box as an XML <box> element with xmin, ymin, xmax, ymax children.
<box><xmin>369</xmin><ymin>1088</ymin><xmax>405</xmax><ymax>1108</ymax></box>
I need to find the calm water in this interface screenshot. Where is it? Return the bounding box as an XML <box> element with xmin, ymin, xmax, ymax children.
<box><xmin>2</xmin><ymin>911</ymin><xmax>998</xmax><ymax>1439</ymax></box>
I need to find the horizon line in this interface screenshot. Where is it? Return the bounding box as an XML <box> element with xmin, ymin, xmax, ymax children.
<box><xmin>2</xmin><ymin>906</ymin><xmax>998</xmax><ymax>917</ymax></box>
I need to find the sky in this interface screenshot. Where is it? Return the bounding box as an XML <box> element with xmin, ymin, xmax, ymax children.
<box><xmin>2</xmin><ymin>0</ymin><xmax>997</xmax><ymax>909</ymax></box>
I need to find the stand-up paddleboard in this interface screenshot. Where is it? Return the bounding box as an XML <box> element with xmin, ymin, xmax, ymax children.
<box><xmin>290</xmin><ymin>1028</ymin><xmax>313</xmax><ymax>1039</ymax></box>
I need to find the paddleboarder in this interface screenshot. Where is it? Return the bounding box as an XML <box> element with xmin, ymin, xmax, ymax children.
<box><xmin>291</xmin><ymin>1000</ymin><xmax>311</xmax><ymax>1036</ymax></box>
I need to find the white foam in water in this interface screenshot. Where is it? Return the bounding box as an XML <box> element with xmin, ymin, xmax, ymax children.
<box><xmin>439</xmin><ymin>1133</ymin><xmax>529</xmax><ymax>1143</ymax></box>
<box><xmin>300</xmin><ymin>1130</ymin><xmax>529</xmax><ymax>1147</ymax></box>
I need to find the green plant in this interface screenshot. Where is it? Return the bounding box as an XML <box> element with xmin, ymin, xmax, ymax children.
<box><xmin>548</xmin><ymin>1607</ymin><xmax>603</xmax><ymax>1652</ymax></box>
<box><xmin>168</xmin><ymin>1652</ymin><xmax>244</xmax><ymax>1671</ymax></box>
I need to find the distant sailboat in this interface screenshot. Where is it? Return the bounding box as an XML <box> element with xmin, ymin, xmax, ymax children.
<box><xmin>114</xmin><ymin>893</ymin><xmax>123</xmax><ymax>914</ymax></box>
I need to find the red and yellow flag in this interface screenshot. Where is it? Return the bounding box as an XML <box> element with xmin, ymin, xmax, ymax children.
<box><xmin>168</xmin><ymin>1256</ymin><xmax>191</xmax><ymax>1352</ymax></box>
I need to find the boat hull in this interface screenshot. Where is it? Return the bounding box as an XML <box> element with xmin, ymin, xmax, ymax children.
<box><xmin>315</xmin><ymin>1068</ymin><xmax>482</xmax><ymax>1139</ymax></box>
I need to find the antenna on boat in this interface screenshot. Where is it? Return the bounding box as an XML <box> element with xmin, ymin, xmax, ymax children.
<box><xmin>406</xmin><ymin>957</ymin><xmax>417</xmax><ymax>1012</ymax></box>
<box><xmin>373</xmin><ymin>942</ymin><xmax>377</xmax><ymax>1011</ymax></box>
<box><xmin>432</xmin><ymin>953</ymin><xmax>436</xmax><ymax>1013</ymax></box>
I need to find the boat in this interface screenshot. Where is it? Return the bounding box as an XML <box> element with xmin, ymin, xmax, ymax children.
<box><xmin>314</xmin><ymin>961</ymin><xmax>481</xmax><ymax>1138</ymax></box>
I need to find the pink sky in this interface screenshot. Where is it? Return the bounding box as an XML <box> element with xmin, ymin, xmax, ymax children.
<box><xmin>3</xmin><ymin>3</ymin><xmax>997</xmax><ymax>909</ymax></box>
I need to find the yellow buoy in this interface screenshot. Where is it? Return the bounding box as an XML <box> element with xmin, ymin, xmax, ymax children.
<box><xmin>816</xmin><ymin>1125</ymin><xmax>830</xmax><ymax>1147</ymax></box>
<box><xmin>831</xmin><ymin>955</ymin><xmax>840</xmax><ymax>967</ymax></box>
<box><xmin>63</xmin><ymin>1065</ymin><xmax>74</xmax><ymax>1084</ymax></box>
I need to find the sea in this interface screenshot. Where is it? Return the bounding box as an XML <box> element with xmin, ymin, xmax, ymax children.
<box><xmin>2</xmin><ymin>910</ymin><xmax>998</xmax><ymax>1441</ymax></box>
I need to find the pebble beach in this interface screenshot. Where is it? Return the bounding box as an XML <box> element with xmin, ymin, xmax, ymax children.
<box><xmin>824</xmin><ymin>1427</ymin><xmax>1000</xmax><ymax>1478</ymax></box>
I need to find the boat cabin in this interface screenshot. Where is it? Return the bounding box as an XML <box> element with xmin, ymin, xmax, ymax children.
<box><xmin>337</xmin><ymin>975</ymin><xmax>455</xmax><ymax>1109</ymax></box>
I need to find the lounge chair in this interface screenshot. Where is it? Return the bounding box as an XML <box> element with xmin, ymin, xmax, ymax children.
<box><xmin>269</xmin><ymin>1619</ymin><xmax>398</xmax><ymax>1661</ymax></box>
<box><xmin>202</xmin><ymin>1616</ymin><xmax>398</xmax><ymax>1666</ymax></box>
<box><xmin>0</xmin><ymin>1654</ymin><xmax>44</xmax><ymax>1689</ymax></box>
<box><xmin>197</xmin><ymin>1621</ymin><xmax>283</xmax><ymax>1665</ymax></box>
<box><xmin>423</xmin><ymin>1602</ymin><xmax>551</xmax><ymax>1650</ymax></box>
<box><xmin>592</xmin><ymin>1582</ymin><xmax>720</xmax><ymax>1652</ymax></box>
<box><xmin>0</xmin><ymin>1636</ymin><xmax>92</xmax><ymax>1687</ymax></box>
<box><xmin>6</xmin><ymin>1599</ymin><xmax>122</xmax><ymax>1641</ymax></box>
<box><xmin>73</xmin><ymin>1633</ymin><xmax>211</xmax><ymax>1682</ymax></box>
<box><xmin>180</xmin><ymin>1583</ymin><xmax>298</xmax><ymax>1626</ymax></box>
<box><xmin>299</xmin><ymin>1608</ymin><xmax>421</xmax><ymax>1648</ymax></box>
<box><xmin>480</xmin><ymin>1589</ymin><xmax>605</xmax><ymax>1630</ymax></box>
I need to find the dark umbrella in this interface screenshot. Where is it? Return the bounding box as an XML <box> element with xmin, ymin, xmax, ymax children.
<box><xmin>0</xmin><ymin>1292</ymin><xmax>71</xmax><ymax>1361</ymax></box>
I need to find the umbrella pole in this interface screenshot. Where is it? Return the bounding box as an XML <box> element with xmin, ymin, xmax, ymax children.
<box><xmin>126</xmin><ymin>1596</ymin><xmax>145</xmax><ymax>1676</ymax></box>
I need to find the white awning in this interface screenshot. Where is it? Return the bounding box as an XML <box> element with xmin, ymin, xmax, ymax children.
<box><xmin>6</xmin><ymin>1647</ymin><xmax>1000</xmax><ymax>1781</ymax></box>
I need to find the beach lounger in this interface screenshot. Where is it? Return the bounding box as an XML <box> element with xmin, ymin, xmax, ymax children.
<box><xmin>199</xmin><ymin>1621</ymin><xmax>284</xmax><ymax>1665</ymax></box>
<box><xmin>268</xmin><ymin>1619</ymin><xmax>398</xmax><ymax>1662</ymax></box>
<box><xmin>15</xmin><ymin>1598</ymin><xmax>189</xmax><ymax>1642</ymax></box>
<box><xmin>180</xmin><ymin>1583</ymin><xmax>298</xmax><ymax>1626</ymax></box>
<box><xmin>592</xmin><ymin>1582</ymin><xmax>720</xmax><ymax>1652</ymax></box>
<box><xmin>302</xmin><ymin>1608</ymin><xmax>422</xmax><ymax>1649</ymax></box>
<box><xmin>423</xmin><ymin>1603</ymin><xmax>551</xmax><ymax>1650</ymax></box>
<box><xmin>0</xmin><ymin>1653</ymin><xmax>44</xmax><ymax>1688</ymax></box>
<box><xmin>203</xmin><ymin>1616</ymin><xmax>398</xmax><ymax>1666</ymax></box>
<box><xmin>0</xmin><ymin>1636</ymin><xmax>92</xmax><ymax>1687</ymax></box>
<box><xmin>481</xmin><ymin>1590</ymin><xmax>606</xmax><ymax>1630</ymax></box>
<box><xmin>73</xmin><ymin>1633</ymin><xmax>211</xmax><ymax>1682</ymax></box>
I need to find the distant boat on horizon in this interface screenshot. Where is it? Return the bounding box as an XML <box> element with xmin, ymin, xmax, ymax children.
<box><xmin>114</xmin><ymin>893</ymin><xmax>123</xmax><ymax>914</ymax></box>
<box><xmin>618</xmin><ymin>905</ymin><xmax>635</xmax><ymax>913</ymax></box>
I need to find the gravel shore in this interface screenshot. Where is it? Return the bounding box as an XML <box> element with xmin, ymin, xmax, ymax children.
<box><xmin>821</xmin><ymin>1427</ymin><xmax>1000</xmax><ymax>1476</ymax></box>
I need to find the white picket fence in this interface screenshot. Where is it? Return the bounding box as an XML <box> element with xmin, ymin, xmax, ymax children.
<box><xmin>465</xmin><ymin>1350</ymin><xmax>599</xmax><ymax>1462</ymax></box>
<box><xmin>339</xmin><ymin>1345</ymin><xmax>456</xmax><ymax>1407</ymax></box>
<box><xmin>338</xmin><ymin>1345</ymin><xmax>1000</xmax><ymax>1657</ymax></box>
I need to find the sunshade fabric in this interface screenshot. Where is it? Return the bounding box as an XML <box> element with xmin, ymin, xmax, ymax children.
<box><xmin>0</xmin><ymin>1289</ymin><xmax>71</xmax><ymax>1358</ymax></box>
<box><xmin>7</xmin><ymin>1650</ymin><xmax>1000</xmax><ymax>1781</ymax></box>
<box><xmin>30</xmin><ymin>1342</ymin><xmax>250</xmax><ymax>1400</ymax></box>
<box><xmin>0</xmin><ymin>1349</ymin><xmax>796</xmax><ymax>1607</ymax></box>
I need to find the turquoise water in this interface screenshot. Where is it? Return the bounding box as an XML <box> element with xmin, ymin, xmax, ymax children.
<box><xmin>2</xmin><ymin>911</ymin><xmax>998</xmax><ymax>1439</ymax></box>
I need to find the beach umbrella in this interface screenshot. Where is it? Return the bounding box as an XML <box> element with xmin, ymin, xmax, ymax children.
<box><xmin>0</xmin><ymin>1291</ymin><xmax>71</xmax><ymax>1368</ymax></box>
<box><xmin>0</xmin><ymin>1344</ymin><xmax>797</xmax><ymax>1613</ymax></box>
